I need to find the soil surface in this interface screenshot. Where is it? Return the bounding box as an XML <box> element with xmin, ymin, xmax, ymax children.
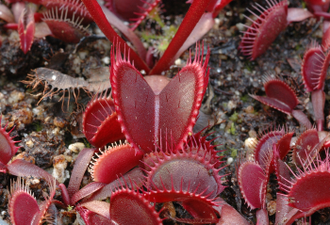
<box><xmin>0</xmin><ymin>0</ymin><xmax>329</xmax><ymax>224</ymax></box>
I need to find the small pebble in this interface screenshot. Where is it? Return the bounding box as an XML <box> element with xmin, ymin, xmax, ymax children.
<box><xmin>0</xmin><ymin>93</ymin><xmax>6</xmax><ymax>104</ymax></box>
<box><xmin>244</xmin><ymin>138</ymin><xmax>258</xmax><ymax>149</ymax></box>
<box><xmin>54</xmin><ymin>117</ymin><xmax>67</xmax><ymax>128</ymax></box>
<box><xmin>248</xmin><ymin>129</ymin><xmax>258</xmax><ymax>138</ymax></box>
<box><xmin>26</xmin><ymin>139</ymin><xmax>34</xmax><ymax>148</ymax></box>
<box><xmin>227</xmin><ymin>100</ymin><xmax>237</xmax><ymax>111</ymax></box>
<box><xmin>227</xmin><ymin>157</ymin><xmax>233</xmax><ymax>165</ymax></box>
<box><xmin>45</xmin><ymin>116</ymin><xmax>52</xmax><ymax>123</ymax></box>
<box><xmin>245</xmin><ymin>106</ymin><xmax>254</xmax><ymax>114</ymax></box>
<box><xmin>11</xmin><ymin>152</ymin><xmax>35</xmax><ymax>164</ymax></box>
<box><xmin>244</xmin><ymin>137</ymin><xmax>257</xmax><ymax>158</ymax></box>
<box><xmin>52</xmin><ymin>155</ymin><xmax>68</xmax><ymax>183</ymax></box>
<box><xmin>219</xmin><ymin>54</ymin><xmax>228</xmax><ymax>60</ymax></box>
<box><xmin>236</xmin><ymin>23</ymin><xmax>245</xmax><ymax>31</ymax></box>
<box><xmin>68</xmin><ymin>142</ymin><xmax>85</xmax><ymax>153</ymax></box>
<box><xmin>10</xmin><ymin>108</ymin><xmax>33</xmax><ymax>127</ymax></box>
<box><xmin>32</xmin><ymin>106</ymin><xmax>45</xmax><ymax>120</ymax></box>
<box><xmin>275</xmin><ymin>66</ymin><xmax>281</xmax><ymax>74</ymax></box>
<box><xmin>175</xmin><ymin>58</ymin><xmax>181</xmax><ymax>65</ymax></box>
<box><xmin>52</xmin><ymin>127</ymin><xmax>61</xmax><ymax>136</ymax></box>
<box><xmin>25</xmin><ymin>177</ymin><xmax>40</xmax><ymax>186</ymax></box>
<box><xmin>8</xmin><ymin>90</ymin><xmax>24</xmax><ymax>104</ymax></box>
<box><xmin>102</xmin><ymin>56</ymin><xmax>110</xmax><ymax>64</ymax></box>
<box><xmin>267</xmin><ymin>200</ymin><xmax>276</xmax><ymax>216</ymax></box>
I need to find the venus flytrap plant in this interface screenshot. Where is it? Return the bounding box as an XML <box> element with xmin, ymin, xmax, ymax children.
<box><xmin>14</xmin><ymin>0</ymin><xmax>233</xmax><ymax>112</ymax></box>
<box><xmin>0</xmin><ymin>118</ymin><xmax>20</xmax><ymax>172</ymax></box>
<box><xmin>82</xmin><ymin>91</ymin><xmax>124</xmax><ymax>148</ymax></box>
<box><xmin>241</xmin><ymin>33</ymin><xmax>330</xmax><ymax>223</ymax></box>
<box><xmin>9</xmin><ymin>177</ymin><xmax>57</xmax><ymax>225</ymax></box>
<box><xmin>0</xmin><ymin>0</ymin><xmax>93</xmax><ymax>53</ymax></box>
<box><xmin>239</xmin><ymin>0</ymin><xmax>313</xmax><ymax>60</ymax></box>
<box><xmin>278</xmin><ymin>149</ymin><xmax>330</xmax><ymax>224</ymax></box>
<box><xmin>18</xmin><ymin>7</ymin><xmax>35</xmax><ymax>54</ymax></box>
<box><xmin>7</xmin><ymin>0</ymin><xmax>330</xmax><ymax>224</ymax></box>
<box><xmin>250</xmin><ymin>76</ymin><xmax>312</xmax><ymax>129</ymax></box>
<box><xmin>104</xmin><ymin>0</ymin><xmax>161</xmax><ymax>30</ymax></box>
<box><xmin>252</xmin><ymin>128</ymin><xmax>293</xmax><ymax>173</ymax></box>
<box><xmin>238</xmin><ymin>146</ymin><xmax>273</xmax><ymax>224</ymax></box>
<box><xmin>0</xmin><ymin>118</ymin><xmax>54</xmax><ymax>182</ymax></box>
<box><xmin>81</xmin><ymin>0</ymin><xmax>231</xmax><ymax>74</ymax></box>
<box><xmin>251</xmin><ymin>39</ymin><xmax>330</xmax><ymax>145</ymax></box>
<box><xmin>45</xmin><ymin>42</ymin><xmax>230</xmax><ymax>224</ymax></box>
<box><xmin>292</xmin><ymin>128</ymin><xmax>326</xmax><ymax>166</ymax></box>
<box><xmin>301</xmin><ymin>41</ymin><xmax>329</xmax><ymax>131</ymax></box>
<box><xmin>305</xmin><ymin>0</ymin><xmax>330</xmax><ymax>13</ymax></box>
<box><xmin>0</xmin><ymin>120</ymin><xmax>60</xmax><ymax>224</ymax></box>
<box><xmin>110</xmin><ymin>43</ymin><xmax>209</xmax><ymax>153</ymax></box>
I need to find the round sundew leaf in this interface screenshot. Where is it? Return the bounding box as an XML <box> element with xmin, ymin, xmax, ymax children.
<box><xmin>110</xmin><ymin>190</ymin><xmax>162</xmax><ymax>225</ymax></box>
<box><xmin>238</xmin><ymin>161</ymin><xmax>266</xmax><ymax>209</ymax></box>
<box><xmin>288</xmin><ymin>171</ymin><xmax>330</xmax><ymax>212</ymax></box>
<box><xmin>91</xmin><ymin>143</ymin><xmax>143</xmax><ymax>184</ymax></box>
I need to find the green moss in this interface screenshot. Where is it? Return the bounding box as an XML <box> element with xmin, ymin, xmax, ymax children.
<box><xmin>139</xmin><ymin>7</ymin><xmax>178</xmax><ymax>55</ymax></box>
<box><xmin>83</xmin><ymin>138</ymin><xmax>91</xmax><ymax>148</ymax></box>
<box><xmin>230</xmin><ymin>148</ymin><xmax>238</xmax><ymax>158</ymax></box>
<box><xmin>148</xmin><ymin>6</ymin><xmax>165</xmax><ymax>28</ymax></box>
<box><xmin>33</xmin><ymin>121</ymin><xmax>43</xmax><ymax>132</ymax></box>
<box><xmin>294</xmin><ymin>44</ymin><xmax>303</xmax><ymax>51</ymax></box>
<box><xmin>230</xmin><ymin>122</ymin><xmax>236</xmax><ymax>135</ymax></box>
<box><xmin>245</xmin><ymin>61</ymin><xmax>255</xmax><ymax>72</ymax></box>
<box><xmin>230</xmin><ymin>112</ymin><xmax>243</xmax><ymax>124</ymax></box>
<box><xmin>240</xmin><ymin>94</ymin><xmax>249</xmax><ymax>102</ymax></box>
<box><xmin>229</xmin><ymin>112</ymin><xmax>238</xmax><ymax>122</ymax></box>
